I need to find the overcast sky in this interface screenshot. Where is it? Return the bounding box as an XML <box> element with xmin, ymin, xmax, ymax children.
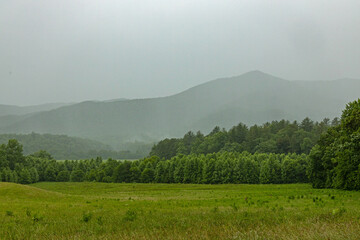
<box><xmin>1</xmin><ymin>0</ymin><xmax>360</xmax><ymax>106</ymax></box>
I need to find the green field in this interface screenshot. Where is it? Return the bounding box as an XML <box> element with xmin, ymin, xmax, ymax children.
<box><xmin>1</xmin><ymin>182</ymin><xmax>359</xmax><ymax>239</ymax></box>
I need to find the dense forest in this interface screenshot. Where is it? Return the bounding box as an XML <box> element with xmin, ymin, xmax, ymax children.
<box><xmin>150</xmin><ymin>117</ymin><xmax>339</xmax><ymax>159</ymax></box>
<box><xmin>0</xmin><ymin>99</ymin><xmax>359</xmax><ymax>190</ymax></box>
<box><xmin>0</xmin><ymin>142</ymin><xmax>307</xmax><ymax>184</ymax></box>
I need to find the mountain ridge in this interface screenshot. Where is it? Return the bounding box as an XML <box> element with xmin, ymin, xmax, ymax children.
<box><xmin>0</xmin><ymin>102</ymin><xmax>73</xmax><ymax>117</ymax></box>
<box><xmin>0</xmin><ymin>71</ymin><xmax>359</xmax><ymax>147</ymax></box>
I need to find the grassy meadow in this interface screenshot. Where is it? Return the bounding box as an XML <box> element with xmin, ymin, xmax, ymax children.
<box><xmin>0</xmin><ymin>182</ymin><xmax>360</xmax><ymax>239</ymax></box>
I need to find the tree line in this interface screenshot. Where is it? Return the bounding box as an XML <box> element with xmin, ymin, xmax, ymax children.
<box><xmin>150</xmin><ymin>117</ymin><xmax>338</xmax><ymax>159</ymax></box>
<box><xmin>0</xmin><ymin>142</ymin><xmax>308</xmax><ymax>184</ymax></box>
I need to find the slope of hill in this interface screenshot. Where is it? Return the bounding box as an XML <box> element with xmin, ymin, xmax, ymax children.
<box><xmin>0</xmin><ymin>182</ymin><xmax>65</xmax><ymax>200</ymax></box>
<box><xmin>0</xmin><ymin>71</ymin><xmax>359</xmax><ymax>147</ymax></box>
<box><xmin>0</xmin><ymin>102</ymin><xmax>72</xmax><ymax>117</ymax></box>
<box><xmin>0</xmin><ymin>133</ymin><xmax>145</xmax><ymax>160</ymax></box>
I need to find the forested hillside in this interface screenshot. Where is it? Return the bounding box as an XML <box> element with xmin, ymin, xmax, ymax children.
<box><xmin>1</xmin><ymin>71</ymin><xmax>359</xmax><ymax>147</ymax></box>
<box><xmin>0</xmin><ymin>102</ymin><xmax>71</xmax><ymax>117</ymax></box>
<box><xmin>0</xmin><ymin>133</ymin><xmax>144</xmax><ymax>160</ymax></box>
<box><xmin>150</xmin><ymin>117</ymin><xmax>338</xmax><ymax>159</ymax></box>
<box><xmin>0</xmin><ymin>99</ymin><xmax>359</xmax><ymax>190</ymax></box>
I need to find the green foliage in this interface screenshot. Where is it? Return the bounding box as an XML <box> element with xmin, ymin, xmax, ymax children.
<box><xmin>32</xmin><ymin>213</ymin><xmax>44</xmax><ymax>223</ymax></box>
<box><xmin>5</xmin><ymin>210</ymin><xmax>14</xmax><ymax>217</ymax></box>
<box><xmin>129</xmin><ymin>166</ymin><xmax>141</xmax><ymax>182</ymax></box>
<box><xmin>81</xmin><ymin>212</ymin><xmax>93</xmax><ymax>223</ymax></box>
<box><xmin>0</xmin><ymin>133</ymin><xmax>146</xmax><ymax>160</ymax></box>
<box><xmin>122</xmin><ymin>209</ymin><xmax>137</xmax><ymax>222</ymax></box>
<box><xmin>31</xmin><ymin>150</ymin><xmax>53</xmax><ymax>160</ymax></box>
<box><xmin>56</xmin><ymin>170</ymin><xmax>70</xmax><ymax>182</ymax></box>
<box><xmin>113</xmin><ymin>161</ymin><xmax>132</xmax><ymax>183</ymax></box>
<box><xmin>149</xmin><ymin>138</ymin><xmax>180</xmax><ymax>160</ymax></box>
<box><xmin>0</xmin><ymin>139</ymin><xmax>310</xmax><ymax>185</ymax></box>
<box><xmin>309</xmin><ymin>99</ymin><xmax>360</xmax><ymax>190</ymax></box>
<box><xmin>150</xmin><ymin>118</ymin><xmax>331</xmax><ymax>159</ymax></box>
<box><xmin>70</xmin><ymin>170</ymin><xmax>85</xmax><ymax>182</ymax></box>
<box><xmin>259</xmin><ymin>156</ymin><xmax>282</xmax><ymax>184</ymax></box>
<box><xmin>5</xmin><ymin>139</ymin><xmax>25</xmax><ymax>170</ymax></box>
<box><xmin>44</xmin><ymin>166</ymin><xmax>57</xmax><ymax>182</ymax></box>
<box><xmin>140</xmin><ymin>168</ymin><xmax>155</xmax><ymax>183</ymax></box>
<box><xmin>29</xmin><ymin>167</ymin><xmax>39</xmax><ymax>183</ymax></box>
<box><xmin>18</xmin><ymin>169</ymin><xmax>32</xmax><ymax>184</ymax></box>
<box><xmin>0</xmin><ymin>144</ymin><xmax>8</xmax><ymax>169</ymax></box>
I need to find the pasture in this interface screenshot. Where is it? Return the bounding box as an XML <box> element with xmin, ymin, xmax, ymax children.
<box><xmin>0</xmin><ymin>182</ymin><xmax>359</xmax><ymax>239</ymax></box>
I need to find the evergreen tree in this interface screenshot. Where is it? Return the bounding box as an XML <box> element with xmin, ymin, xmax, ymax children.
<box><xmin>44</xmin><ymin>165</ymin><xmax>57</xmax><ymax>181</ymax></box>
<box><xmin>113</xmin><ymin>161</ymin><xmax>132</xmax><ymax>183</ymax></box>
<box><xmin>5</xmin><ymin>139</ymin><xmax>25</xmax><ymax>170</ymax></box>
<box><xmin>129</xmin><ymin>166</ymin><xmax>141</xmax><ymax>182</ymax></box>
<box><xmin>259</xmin><ymin>156</ymin><xmax>282</xmax><ymax>184</ymax></box>
<box><xmin>56</xmin><ymin>170</ymin><xmax>70</xmax><ymax>182</ymax></box>
<box><xmin>70</xmin><ymin>169</ymin><xmax>85</xmax><ymax>182</ymax></box>
<box><xmin>173</xmin><ymin>158</ymin><xmax>185</xmax><ymax>183</ymax></box>
<box><xmin>202</xmin><ymin>158</ymin><xmax>216</xmax><ymax>184</ymax></box>
<box><xmin>86</xmin><ymin>169</ymin><xmax>97</xmax><ymax>182</ymax></box>
<box><xmin>140</xmin><ymin>168</ymin><xmax>154</xmax><ymax>183</ymax></box>
<box><xmin>0</xmin><ymin>144</ymin><xmax>8</xmax><ymax>169</ymax></box>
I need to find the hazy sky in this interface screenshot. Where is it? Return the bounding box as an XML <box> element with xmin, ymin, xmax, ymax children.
<box><xmin>1</xmin><ymin>0</ymin><xmax>360</xmax><ymax>106</ymax></box>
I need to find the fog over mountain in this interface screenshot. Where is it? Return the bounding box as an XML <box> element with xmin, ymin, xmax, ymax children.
<box><xmin>1</xmin><ymin>71</ymin><xmax>359</xmax><ymax>147</ymax></box>
<box><xmin>1</xmin><ymin>1</ymin><xmax>360</xmax><ymax>149</ymax></box>
<box><xmin>1</xmin><ymin>0</ymin><xmax>360</xmax><ymax>105</ymax></box>
<box><xmin>0</xmin><ymin>103</ymin><xmax>72</xmax><ymax>117</ymax></box>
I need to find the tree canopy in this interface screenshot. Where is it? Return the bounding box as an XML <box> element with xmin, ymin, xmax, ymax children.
<box><xmin>308</xmin><ymin>99</ymin><xmax>360</xmax><ymax>190</ymax></box>
<box><xmin>150</xmin><ymin>118</ymin><xmax>335</xmax><ymax>159</ymax></box>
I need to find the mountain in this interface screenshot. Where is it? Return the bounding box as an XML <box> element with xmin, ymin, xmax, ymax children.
<box><xmin>0</xmin><ymin>71</ymin><xmax>359</xmax><ymax>147</ymax></box>
<box><xmin>0</xmin><ymin>102</ymin><xmax>72</xmax><ymax>117</ymax></box>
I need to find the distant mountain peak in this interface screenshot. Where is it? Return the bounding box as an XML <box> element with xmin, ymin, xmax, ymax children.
<box><xmin>1</xmin><ymin>72</ymin><xmax>360</xmax><ymax>148</ymax></box>
<box><xmin>245</xmin><ymin>70</ymin><xmax>267</xmax><ymax>75</ymax></box>
<box><xmin>240</xmin><ymin>70</ymin><xmax>281</xmax><ymax>79</ymax></box>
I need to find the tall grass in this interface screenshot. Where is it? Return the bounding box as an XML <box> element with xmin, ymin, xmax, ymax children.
<box><xmin>0</xmin><ymin>182</ymin><xmax>359</xmax><ymax>239</ymax></box>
